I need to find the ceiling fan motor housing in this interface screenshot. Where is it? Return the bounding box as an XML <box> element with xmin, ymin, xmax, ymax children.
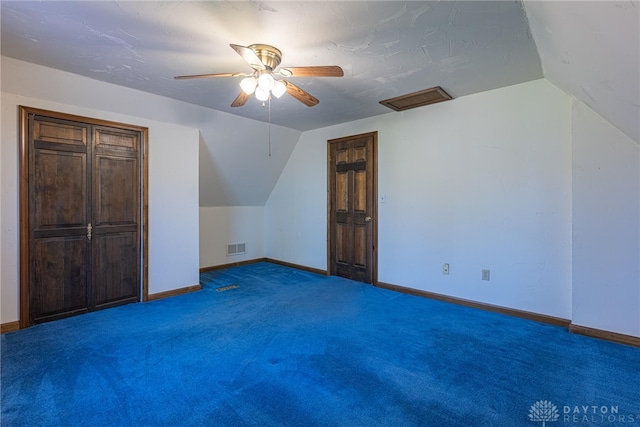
<box><xmin>249</xmin><ymin>44</ymin><xmax>282</xmax><ymax>71</ymax></box>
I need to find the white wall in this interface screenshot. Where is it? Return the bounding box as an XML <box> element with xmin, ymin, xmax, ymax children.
<box><xmin>571</xmin><ymin>99</ymin><xmax>640</xmax><ymax>337</ymax></box>
<box><xmin>266</xmin><ymin>79</ymin><xmax>573</xmax><ymax>319</ymax></box>
<box><xmin>1</xmin><ymin>63</ymin><xmax>200</xmax><ymax>323</ymax></box>
<box><xmin>0</xmin><ymin>56</ymin><xmax>301</xmax><ymax>208</ymax></box>
<box><xmin>200</xmin><ymin>206</ymin><xmax>264</xmax><ymax>269</ymax></box>
<box><xmin>264</xmin><ymin>132</ymin><xmax>331</xmax><ymax>270</ymax></box>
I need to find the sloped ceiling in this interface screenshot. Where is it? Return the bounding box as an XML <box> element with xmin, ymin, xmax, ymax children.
<box><xmin>1</xmin><ymin>1</ymin><xmax>542</xmax><ymax>131</ymax></box>
<box><xmin>524</xmin><ymin>1</ymin><xmax>639</xmax><ymax>144</ymax></box>
<box><xmin>1</xmin><ymin>1</ymin><xmax>638</xmax><ymax>208</ymax></box>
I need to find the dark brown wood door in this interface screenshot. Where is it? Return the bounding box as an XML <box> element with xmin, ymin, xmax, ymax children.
<box><xmin>26</xmin><ymin>113</ymin><xmax>141</xmax><ymax>325</ymax></box>
<box><xmin>328</xmin><ymin>132</ymin><xmax>377</xmax><ymax>283</ymax></box>
<box><xmin>29</xmin><ymin>117</ymin><xmax>92</xmax><ymax>323</ymax></box>
<box><xmin>92</xmin><ymin>126</ymin><xmax>140</xmax><ymax>310</ymax></box>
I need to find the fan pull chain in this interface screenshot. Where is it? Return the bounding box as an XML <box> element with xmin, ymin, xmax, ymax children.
<box><xmin>261</xmin><ymin>99</ymin><xmax>272</xmax><ymax>157</ymax></box>
<box><xmin>268</xmin><ymin>97</ymin><xmax>272</xmax><ymax>157</ymax></box>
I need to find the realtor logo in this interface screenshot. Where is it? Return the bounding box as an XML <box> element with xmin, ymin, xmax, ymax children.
<box><xmin>529</xmin><ymin>400</ymin><xmax>560</xmax><ymax>426</ymax></box>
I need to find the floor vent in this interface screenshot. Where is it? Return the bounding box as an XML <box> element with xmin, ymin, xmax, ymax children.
<box><xmin>379</xmin><ymin>86</ymin><xmax>453</xmax><ymax>111</ymax></box>
<box><xmin>216</xmin><ymin>284</ymin><xmax>239</xmax><ymax>292</ymax></box>
<box><xmin>226</xmin><ymin>242</ymin><xmax>246</xmax><ymax>256</ymax></box>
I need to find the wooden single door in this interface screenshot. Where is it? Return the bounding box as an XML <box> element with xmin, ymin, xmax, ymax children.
<box><xmin>328</xmin><ymin>132</ymin><xmax>377</xmax><ymax>283</ymax></box>
<box><xmin>21</xmin><ymin>108</ymin><xmax>145</xmax><ymax>326</ymax></box>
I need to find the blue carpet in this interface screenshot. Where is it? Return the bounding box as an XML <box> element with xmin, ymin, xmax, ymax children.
<box><xmin>1</xmin><ymin>262</ymin><xmax>639</xmax><ymax>426</ymax></box>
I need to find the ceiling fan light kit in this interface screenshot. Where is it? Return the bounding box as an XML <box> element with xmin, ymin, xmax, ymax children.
<box><xmin>239</xmin><ymin>77</ymin><xmax>258</xmax><ymax>95</ymax></box>
<box><xmin>175</xmin><ymin>43</ymin><xmax>344</xmax><ymax>107</ymax></box>
<box><xmin>255</xmin><ymin>86</ymin><xmax>270</xmax><ymax>102</ymax></box>
<box><xmin>271</xmin><ymin>80</ymin><xmax>287</xmax><ymax>98</ymax></box>
<box><xmin>240</xmin><ymin>71</ymin><xmax>287</xmax><ymax>100</ymax></box>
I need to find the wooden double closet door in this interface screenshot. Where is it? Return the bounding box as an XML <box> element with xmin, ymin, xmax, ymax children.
<box><xmin>20</xmin><ymin>107</ymin><xmax>147</xmax><ymax>327</ymax></box>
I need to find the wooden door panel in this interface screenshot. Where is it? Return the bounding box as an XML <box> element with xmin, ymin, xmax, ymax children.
<box><xmin>33</xmin><ymin>120</ymin><xmax>87</xmax><ymax>146</ymax></box>
<box><xmin>354</xmin><ymin>170</ymin><xmax>367</xmax><ymax>212</ymax></box>
<box><xmin>95</xmin><ymin>126</ymin><xmax>139</xmax><ymax>152</ymax></box>
<box><xmin>354</xmin><ymin>226</ymin><xmax>367</xmax><ymax>267</ymax></box>
<box><xmin>336</xmin><ymin>222</ymin><xmax>350</xmax><ymax>264</ymax></box>
<box><xmin>336</xmin><ymin>148</ymin><xmax>348</xmax><ymax>164</ymax></box>
<box><xmin>33</xmin><ymin>149</ymin><xmax>87</xmax><ymax>229</ymax></box>
<box><xmin>328</xmin><ymin>132</ymin><xmax>377</xmax><ymax>283</ymax></box>
<box><xmin>93</xmin><ymin>232</ymin><xmax>139</xmax><ymax>309</ymax></box>
<box><xmin>352</xmin><ymin>146</ymin><xmax>366</xmax><ymax>162</ymax></box>
<box><xmin>94</xmin><ymin>155</ymin><xmax>138</xmax><ymax>225</ymax></box>
<box><xmin>31</xmin><ymin>237</ymin><xmax>88</xmax><ymax>322</ymax></box>
<box><xmin>336</xmin><ymin>172</ymin><xmax>349</xmax><ymax>211</ymax></box>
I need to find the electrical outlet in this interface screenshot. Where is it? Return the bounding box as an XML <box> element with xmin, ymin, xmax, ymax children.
<box><xmin>442</xmin><ymin>263</ymin><xmax>450</xmax><ymax>275</ymax></box>
<box><xmin>482</xmin><ymin>269</ymin><xmax>490</xmax><ymax>281</ymax></box>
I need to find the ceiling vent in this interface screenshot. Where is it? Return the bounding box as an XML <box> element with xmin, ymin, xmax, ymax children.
<box><xmin>379</xmin><ymin>86</ymin><xmax>453</xmax><ymax>111</ymax></box>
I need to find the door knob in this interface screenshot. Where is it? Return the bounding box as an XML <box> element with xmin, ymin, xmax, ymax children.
<box><xmin>365</xmin><ymin>216</ymin><xmax>372</xmax><ymax>222</ymax></box>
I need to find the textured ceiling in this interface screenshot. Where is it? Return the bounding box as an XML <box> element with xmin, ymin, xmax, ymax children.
<box><xmin>1</xmin><ymin>1</ymin><xmax>543</xmax><ymax>131</ymax></box>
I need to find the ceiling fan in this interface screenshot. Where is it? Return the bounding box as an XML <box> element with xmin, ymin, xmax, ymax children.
<box><xmin>174</xmin><ymin>43</ymin><xmax>344</xmax><ymax>107</ymax></box>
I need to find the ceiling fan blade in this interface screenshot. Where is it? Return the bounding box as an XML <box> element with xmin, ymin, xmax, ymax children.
<box><xmin>230</xmin><ymin>44</ymin><xmax>266</xmax><ymax>71</ymax></box>
<box><xmin>284</xmin><ymin>81</ymin><xmax>319</xmax><ymax>107</ymax></box>
<box><xmin>231</xmin><ymin>91</ymin><xmax>251</xmax><ymax>107</ymax></box>
<box><xmin>174</xmin><ymin>72</ymin><xmax>251</xmax><ymax>80</ymax></box>
<box><xmin>279</xmin><ymin>66</ymin><xmax>344</xmax><ymax>78</ymax></box>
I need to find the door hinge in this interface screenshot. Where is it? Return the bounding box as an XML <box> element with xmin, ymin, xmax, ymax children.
<box><xmin>87</xmin><ymin>223</ymin><xmax>92</xmax><ymax>241</ymax></box>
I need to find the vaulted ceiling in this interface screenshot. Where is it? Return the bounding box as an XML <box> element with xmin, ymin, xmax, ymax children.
<box><xmin>524</xmin><ymin>1</ymin><xmax>639</xmax><ymax>144</ymax></box>
<box><xmin>1</xmin><ymin>1</ymin><xmax>638</xmax><ymax>147</ymax></box>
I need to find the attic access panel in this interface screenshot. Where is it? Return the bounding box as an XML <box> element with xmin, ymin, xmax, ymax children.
<box><xmin>379</xmin><ymin>86</ymin><xmax>453</xmax><ymax>111</ymax></box>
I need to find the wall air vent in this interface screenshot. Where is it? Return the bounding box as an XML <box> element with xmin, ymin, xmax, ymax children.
<box><xmin>379</xmin><ymin>86</ymin><xmax>453</xmax><ymax>111</ymax></box>
<box><xmin>226</xmin><ymin>243</ymin><xmax>247</xmax><ymax>256</ymax></box>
